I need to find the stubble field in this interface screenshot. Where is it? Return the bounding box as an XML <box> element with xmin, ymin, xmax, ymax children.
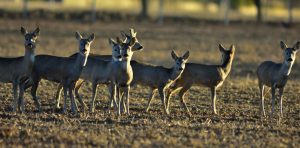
<box><xmin>0</xmin><ymin>19</ymin><xmax>299</xmax><ymax>147</ymax></box>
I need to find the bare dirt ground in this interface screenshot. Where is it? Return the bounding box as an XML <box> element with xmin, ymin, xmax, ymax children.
<box><xmin>0</xmin><ymin>19</ymin><xmax>299</xmax><ymax>147</ymax></box>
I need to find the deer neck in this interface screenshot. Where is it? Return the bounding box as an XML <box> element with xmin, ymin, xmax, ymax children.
<box><xmin>74</xmin><ymin>52</ymin><xmax>88</xmax><ymax>73</ymax></box>
<box><xmin>23</xmin><ymin>47</ymin><xmax>35</xmax><ymax>69</ymax></box>
<box><xmin>170</xmin><ymin>67</ymin><xmax>182</xmax><ymax>81</ymax></box>
<box><xmin>279</xmin><ymin>60</ymin><xmax>294</xmax><ymax>76</ymax></box>
<box><xmin>220</xmin><ymin>55</ymin><xmax>234</xmax><ymax>76</ymax></box>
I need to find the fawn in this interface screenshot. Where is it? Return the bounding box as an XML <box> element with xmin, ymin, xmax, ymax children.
<box><xmin>0</xmin><ymin>27</ymin><xmax>39</xmax><ymax>112</ymax></box>
<box><xmin>164</xmin><ymin>44</ymin><xmax>235</xmax><ymax>116</ymax></box>
<box><xmin>257</xmin><ymin>41</ymin><xmax>299</xmax><ymax>117</ymax></box>
<box><xmin>28</xmin><ymin>32</ymin><xmax>94</xmax><ymax>114</ymax></box>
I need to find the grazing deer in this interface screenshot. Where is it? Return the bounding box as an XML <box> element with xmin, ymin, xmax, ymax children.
<box><xmin>132</xmin><ymin>50</ymin><xmax>190</xmax><ymax>114</ymax></box>
<box><xmin>110</xmin><ymin>33</ymin><xmax>143</xmax><ymax>115</ymax></box>
<box><xmin>0</xmin><ymin>27</ymin><xmax>39</xmax><ymax>112</ymax></box>
<box><xmin>257</xmin><ymin>41</ymin><xmax>299</xmax><ymax>117</ymax></box>
<box><xmin>163</xmin><ymin>44</ymin><xmax>235</xmax><ymax>116</ymax></box>
<box><xmin>29</xmin><ymin>32</ymin><xmax>94</xmax><ymax>114</ymax></box>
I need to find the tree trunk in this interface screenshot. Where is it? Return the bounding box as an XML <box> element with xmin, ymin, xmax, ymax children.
<box><xmin>91</xmin><ymin>0</ymin><xmax>97</xmax><ymax>23</ymax></box>
<box><xmin>287</xmin><ymin>0</ymin><xmax>292</xmax><ymax>24</ymax></box>
<box><xmin>224</xmin><ymin>0</ymin><xmax>230</xmax><ymax>25</ymax></box>
<box><xmin>140</xmin><ymin>0</ymin><xmax>149</xmax><ymax>18</ymax></box>
<box><xmin>254</xmin><ymin>0</ymin><xmax>262</xmax><ymax>22</ymax></box>
<box><xmin>158</xmin><ymin>0</ymin><xmax>164</xmax><ymax>24</ymax></box>
<box><xmin>23</xmin><ymin>0</ymin><xmax>28</xmax><ymax>19</ymax></box>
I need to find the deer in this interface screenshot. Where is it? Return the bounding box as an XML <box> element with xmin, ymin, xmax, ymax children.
<box><xmin>28</xmin><ymin>32</ymin><xmax>94</xmax><ymax>114</ymax></box>
<box><xmin>54</xmin><ymin>29</ymin><xmax>143</xmax><ymax>113</ymax></box>
<box><xmin>257</xmin><ymin>41</ymin><xmax>299</xmax><ymax>118</ymax></box>
<box><xmin>0</xmin><ymin>27</ymin><xmax>39</xmax><ymax>113</ymax></box>
<box><xmin>110</xmin><ymin>33</ymin><xmax>143</xmax><ymax>115</ymax></box>
<box><xmin>161</xmin><ymin>44</ymin><xmax>235</xmax><ymax>116</ymax></box>
<box><xmin>132</xmin><ymin>50</ymin><xmax>190</xmax><ymax>114</ymax></box>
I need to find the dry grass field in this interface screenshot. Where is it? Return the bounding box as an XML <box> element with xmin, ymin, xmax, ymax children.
<box><xmin>0</xmin><ymin>19</ymin><xmax>299</xmax><ymax>147</ymax></box>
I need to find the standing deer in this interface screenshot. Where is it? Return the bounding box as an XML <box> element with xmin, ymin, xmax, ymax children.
<box><xmin>29</xmin><ymin>32</ymin><xmax>94</xmax><ymax>114</ymax></box>
<box><xmin>163</xmin><ymin>44</ymin><xmax>235</xmax><ymax>116</ymax></box>
<box><xmin>132</xmin><ymin>50</ymin><xmax>190</xmax><ymax>114</ymax></box>
<box><xmin>257</xmin><ymin>41</ymin><xmax>299</xmax><ymax>117</ymax></box>
<box><xmin>0</xmin><ymin>27</ymin><xmax>39</xmax><ymax>112</ymax></box>
<box><xmin>110</xmin><ymin>33</ymin><xmax>143</xmax><ymax>115</ymax></box>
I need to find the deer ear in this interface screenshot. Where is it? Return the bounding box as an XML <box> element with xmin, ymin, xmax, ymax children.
<box><xmin>280</xmin><ymin>41</ymin><xmax>287</xmax><ymax>50</ymax></box>
<box><xmin>21</xmin><ymin>27</ymin><xmax>28</xmax><ymax>35</ymax></box>
<box><xmin>293</xmin><ymin>41</ymin><xmax>300</xmax><ymax>51</ymax></box>
<box><xmin>129</xmin><ymin>28</ymin><xmax>137</xmax><ymax>38</ymax></box>
<box><xmin>89</xmin><ymin>33</ymin><xmax>95</xmax><ymax>42</ymax></box>
<box><xmin>219</xmin><ymin>44</ymin><xmax>226</xmax><ymax>52</ymax></box>
<box><xmin>129</xmin><ymin>37</ymin><xmax>136</xmax><ymax>46</ymax></box>
<box><xmin>182</xmin><ymin>51</ymin><xmax>190</xmax><ymax>60</ymax></box>
<box><xmin>75</xmin><ymin>32</ymin><xmax>82</xmax><ymax>40</ymax></box>
<box><xmin>33</xmin><ymin>27</ymin><xmax>40</xmax><ymax>36</ymax></box>
<box><xmin>171</xmin><ymin>50</ymin><xmax>179</xmax><ymax>60</ymax></box>
<box><xmin>116</xmin><ymin>37</ymin><xmax>124</xmax><ymax>45</ymax></box>
<box><xmin>109</xmin><ymin>38</ymin><xmax>117</xmax><ymax>46</ymax></box>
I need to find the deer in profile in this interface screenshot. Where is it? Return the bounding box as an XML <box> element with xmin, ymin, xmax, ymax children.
<box><xmin>163</xmin><ymin>44</ymin><xmax>235</xmax><ymax>116</ymax></box>
<box><xmin>257</xmin><ymin>41</ymin><xmax>299</xmax><ymax>117</ymax></box>
<box><xmin>28</xmin><ymin>32</ymin><xmax>94</xmax><ymax>114</ymax></box>
<box><xmin>0</xmin><ymin>27</ymin><xmax>39</xmax><ymax>113</ymax></box>
<box><xmin>110</xmin><ymin>34</ymin><xmax>143</xmax><ymax>115</ymax></box>
<box><xmin>132</xmin><ymin>50</ymin><xmax>190</xmax><ymax>114</ymax></box>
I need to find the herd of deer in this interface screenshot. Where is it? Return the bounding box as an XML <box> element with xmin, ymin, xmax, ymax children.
<box><xmin>0</xmin><ymin>27</ymin><xmax>299</xmax><ymax>118</ymax></box>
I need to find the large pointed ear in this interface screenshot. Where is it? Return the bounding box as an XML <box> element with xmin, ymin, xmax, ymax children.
<box><xmin>120</xmin><ymin>31</ymin><xmax>130</xmax><ymax>43</ymax></box>
<box><xmin>129</xmin><ymin>28</ymin><xmax>137</xmax><ymax>38</ymax></box>
<box><xmin>229</xmin><ymin>44</ymin><xmax>235</xmax><ymax>53</ymax></box>
<box><xmin>293</xmin><ymin>41</ymin><xmax>300</xmax><ymax>51</ymax></box>
<box><xmin>21</xmin><ymin>26</ymin><xmax>28</xmax><ymax>35</ymax></box>
<box><xmin>116</xmin><ymin>37</ymin><xmax>124</xmax><ymax>46</ymax></box>
<box><xmin>182</xmin><ymin>51</ymin><xmax>190</xmax><ymax>61</ymax></box>
<box><xmin>219</xmin><ymin>44</ymin><xmax>226</xmax><ymax>52</ymax></box>
<box><xmin>33</xmin><ymin>27</ymin><xmax>40</xmax><ymax>37</ymax></box>
<box><xmin>129</xmin><ymin>37</ymin><xmax>136</xmax><ymax>46</ymax></box>
<box><xmin>88</xmin><ymin>33</ymin><xmax>95</xmax><ymax>42</ymax></box>
<box><xmin>280</xmin><ymin>41</ymin><xmax>287</xmax><ymax>50</ymax></box>
<box><xmin>171</xmin><ymin>50</ymin><xmax>179</xmax><ymax>60</ymax></box>
<box><xmin>108</xmin><ymin>38</ymin><xmax>117</xmax><ymax>46</ymax></box>
<box><xmin>75</xmin><ymin>32</ymin><xmax>82</xmax><ymax>40</ymax></box>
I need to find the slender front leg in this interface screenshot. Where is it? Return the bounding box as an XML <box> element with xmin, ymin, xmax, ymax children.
<box><xmin>178</xmin><ymin>87</ymin><xmax>191</xmax><ymax>116</ymax></box>
<box><xmin>55</xmin><ymin>84</ymin><xmax>63</xmax><ymax>109</ymax></box>
<box><xmin>69</xmin><ymin>84</ymin><xmax>78</xmax><ymax>114</ymax></box>
<box><xmin>146</xmin><ymin>88</ymin><xmax>156</xmax><ymax>112</ymax></box>
<box><xmin>62</xmin><ymin>85</ymin><xmax>68</xmax><ymax>114</ymax></box>
<box><xmin>12</xmin><ymin>81</ymin><xmax>18</xmax><ymax>112</ymax></box>
<box><xmin>158</xmin><ymin>87</ymin><xmax>169</xmax><ymax>115</ymax></box>
<box><xmin>75</xmin><ymin>80</ymin><xmax>86</xmax><ymax>109</ymax></box>
<box><xmin>125</xmin><ymin>86</ymin><xmax>130</xmax><ymax>115</ymax></box>
<box><xmin>278</xmin><ymin>87</ymin><xmax>284</xmax><ymax>117</ymax></box>
<box><xmin>211</xmin><ymin>86</ymin><xmax>217</xmax><ymax>115</ymax></box>
<box><xmin>18</xmin><ymin>82</ymin><xmax>25</xmax><ymax>113</ymax></box>
<box><xmin>90</xmin><ymin>82</ymin><xmax>98</xmax><ymax>113</ymax></box>
<box><xmin>271</xmin><ymin>86</ymin><xmax>276</xmax><ymax>117</ymax></box>
<box><xmin>259</xmin><ymin>83</ymin><xmax>266</xmax><ymax>117</ymax></box>
<box><xmin>31</xmin><ymin>81</ymin><xmax>41</xmax><ymax>112</ymax></box>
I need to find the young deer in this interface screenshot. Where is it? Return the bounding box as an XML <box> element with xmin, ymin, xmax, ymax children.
<box><xmin>0</xmin><ymin>27</ymin><xmax>39</xmax><ymax>112</ymax></box>
<box><xmin>132</xmin><ymin>50</ymin><xmax>190</xmax><ymax>114</ymax></box>
<box><xmin>110</xmin><ymin>35</ymin><xmax>143</xmax><ymax>115</ymax></box>
<box><xmin>257</xmin><ymin>41</ymin><xmax>299</xmax><ymax>117</ymax></box>
<box><xmin>164</xmin><ymin>44</ymin><xmax>235</xmax><ymax>116</ymax></box>
<box><xmin>29</xmin><ymin>32</ymin><xmax>94</xmax><ymax>114</ymax></box>
<box><xmin>54</xmin><ymin>38</ymin><xmax>122</xmax><ymax>111</ymax></box>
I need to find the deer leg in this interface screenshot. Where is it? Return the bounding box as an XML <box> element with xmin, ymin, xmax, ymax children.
<box><xmin>178</xmin><ymin>85</ymin><xmax>191</xmax><ymax>116</ymax></box>
<box><xmin>125</xmin><ymin>86</ymin><xmax>130</xmax><ymax>115</ymax></box>
<box><xmin>62</xmin><ymin>84</ymin><xmax>68</xmax><ymax>114</ymax></box>
<box><xmin>75</xmin><ymin>80</ymin><xmax>86</xmax><ymax>109</ymax></box>
<box><xmin>18</xmin><ymin>82</ymin><xmax>25</xmax><ymax>113</ymax></box>
<box><xmin>211</xmin><ymin>86</ymin><xmax>217</xmax><ymax>115</ymax></box>
<box><xmin>12</xmin><ymin>80</ymin><xmax>18</xmax><ymax>112</ymax></box>
<box><xmin>31</xmin><ymin>80</ymin><xmax>41</xmax><ymax>112</ymax></box>
<box><xmin>279</xmin><ymin>87</ymin><xmax>284</xmax><ymax>117</ymax></box>
<box><xmin>117</xmin><ymin>86</ymin><xmax>122</xmax><ymax>115</ymax></box>
<box><xmin>146</xmin><ymin>88</ymin><xmax>156</xmax><ymax>112</ymax></box>
<box><xmin>55</xmin><ymin>84</ymin><xmax>63</xmax><ymax>109</ymax></box>
<box><xmin>90</xmin><ymin>82</ymin><xmax>98</xmax><ymax>113</ymax></box>
<box><xmin>109</xmin><ymin>83</ymin><xmax>118</xmax><ymax>114</ymax></box>
<box><xmin>259</xmin><ymin>83</ymin><xmax>266</xmax><ymax>117</ymax></box>
<box><xmin>158</xmin><ymin>87</ymin><xmax>169</xmax><ymax>115</ymax></box>
<box><xmin>69</xmin><ymin>83</ymin><xmax>77</xmax><ymax>114</ymax></box>
<box><xmin>271</xmin><ymin>86</ymin><xmax>276</xmax><ymax>117</ymax></box>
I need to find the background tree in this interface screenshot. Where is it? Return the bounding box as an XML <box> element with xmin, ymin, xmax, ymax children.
<box><xmin>254</xmin><ymin>0</ymin><xmax>262</xmax><ymax>22</ymax></box>
<box><xmin>140</xmin><ymin>0</ymin><xmax>149</xmax><ymax>18</ymax></box>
